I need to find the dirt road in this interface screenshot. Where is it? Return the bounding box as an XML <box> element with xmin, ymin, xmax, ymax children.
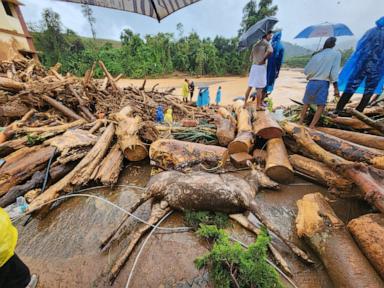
<box><xmin>118</xmin><ymin>69</ymin><xmax>309</xmax><ymax>107</ymax></box>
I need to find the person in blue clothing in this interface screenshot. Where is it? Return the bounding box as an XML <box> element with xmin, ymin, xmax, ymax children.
<box><xmin>299</xmin><ymin>37</ymin><xmax>341</xmax><ymax>128</ymax></box>
<box><xmin>265</xmin><ymin>31</ymin><xmax>285</xmax><ymax>95</ymax></box>
<box><xmin>215</xmin><ymin>86</ymin><xmax>222</xmax><ymax>105</ymax></box>
<box><xmin>335</xmin><ymin>16</ymin><xmax>384</xmax><ymax>113</ymax></box>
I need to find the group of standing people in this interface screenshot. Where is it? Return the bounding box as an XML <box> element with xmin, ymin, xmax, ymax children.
<box><xmin>182</xmin><ymin>78</ymin><xmax>223</xmax><ymax>106</ymax></box>
<box><xmin>245</xmin><ymin>16</ymin><xmax>384</xmax><ymax>129</ymax></box>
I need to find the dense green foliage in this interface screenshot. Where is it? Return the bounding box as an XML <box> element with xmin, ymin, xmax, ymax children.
<box><xmin>195</xmin><ymin>225</ymin><xmax>283</xmax><ymax>288</ymax></box>
<box><xmin>30</xmin><ymin>2</ymin><xmax>352</xmax><ymax>79</ymax></box>
<box><xmin>284</xmin><ymin>48</ymin><xmax>355</xmax><ymax>69</ymax></box>
<box><xmin>184</xmin><ymin>211</ymin><xmax>229</xmax><ymax>229</ymax></box>
<box><xmin>29</xmin><ymin>1</ymin><xmax>280</xmax><ymax>78</ymax></box>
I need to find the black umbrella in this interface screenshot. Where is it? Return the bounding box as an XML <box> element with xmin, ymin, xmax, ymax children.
<box><xmin>238</xmin><ymin>17</ymin><xmax>279</xmax><ymax>51</ymax></box>
<box><xmin>56</xmin><ymin>0</ymin><xmax>201</xmax><ymax>22</ymax></box>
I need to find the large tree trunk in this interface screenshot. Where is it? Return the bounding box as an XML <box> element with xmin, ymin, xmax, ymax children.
<box><xmin>286</xmin><ymin>123</ymin><xmax>384</xmax><ymax>169</ymax></box>
<box><xmin>289</xmin><ymin>154</ymin><xmax>354</xmax><ymax>191</ymax></box>
<box><xmin>282</xmin><ymin>122</ymin><xmax>384</xmax><ymax>213</ymax></box>
<box><xmin>215</xmin><ymin>115</ymin><xmax>236</xmax><ymax>147</ymax></box>
<box><xmin>265</xmin><ymin>138</ymin><xmax>294</xmax><ymax>183</ymax></box>
<box><xmin>252</xmin><ymin>110</ymin><xmax>283</xmax><ymax>139</ymax></box>
<box><xmin>348</xmin><ymin>108</ymin><xmax>384</xmax><ymax>135</ymax></box>
<box><xmin>28</xmin><ymin>124</ymin><xmax>115</xmax><ymax>212</ymax></box>
<box><xmin>112</xmin><ymin>106</ymin><xmax>148</xmax><ymax>161</ymax></box>
<box><xmin>149</xmin><ymin>139</ymin><xmax>228</xmax><ymax>170</ymax></box>
<box><xmin>348</xmin><ymin>213</ymin><xmax>384</xmax><ymax>279</ymax></box>
<box><xmin>317</xmin><ymin>127</ymin><xmax>384</xmax><ymax>151</ymax></box>
<box><xmin>0</xmin><ymin>145</ymin><xmax>57</xmax><ymax>196</ymax></box>
<box><xmin>92</xmin><ymin>144</ymin><xmax>124</xmax><ymax>185</ymax></box>
<box><xmin>296</xmin><ymin>193</ymin><xmax>383</xmax><ymax>288</ymax></box>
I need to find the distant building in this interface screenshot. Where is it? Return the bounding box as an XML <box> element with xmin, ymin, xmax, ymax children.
<box><xmin>0</xmin><ymin>0</ymin><xmax>37</xmax><ymax>60</ymax></box>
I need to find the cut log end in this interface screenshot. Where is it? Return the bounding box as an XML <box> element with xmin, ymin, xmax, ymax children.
<box><xmin>123</xmin><ymin>145</ymin><xmax>148</xmax><ymax>162</ymax></box>
<box><xmin>265</xmin><ymin>166</ymin><xmax>294</xmax><ymax>184</ymax></box>
<box><xmin>257</xmin><ymin>127</ymin><xmax>283</xmax><ymax>139</ymax></box>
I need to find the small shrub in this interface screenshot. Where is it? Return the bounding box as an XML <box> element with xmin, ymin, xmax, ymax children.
<box><xmin>195</xmin><ymin>225</ymin><xmax>283</xmax><ymax>288</ymax></box>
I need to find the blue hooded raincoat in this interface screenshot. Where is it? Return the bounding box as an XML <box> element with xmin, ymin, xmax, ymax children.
<box><xmin>266</xmin><ymin>31</ymin><xmax>284</xmax><ymax>93</ymax></box>
<box><xmin>338</xmin><ymin>17</ymin><xmax>384</xmax><ymax>95</ymax></box>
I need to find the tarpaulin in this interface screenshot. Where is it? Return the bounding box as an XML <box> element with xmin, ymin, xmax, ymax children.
<box><xmin>338</xmin><ymin>17</ymin><xmax>384</xmax><ymax>95</ymax></box>
<box><xmin>266</xmin><ymin>31</ymin><xmax>284</xmax><ymax>93</ymax></box>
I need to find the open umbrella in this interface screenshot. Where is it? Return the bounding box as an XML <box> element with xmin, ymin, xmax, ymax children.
<box><xmin>238</xmin><ymin>17</ymin><xmax>279</xmax><ymax>51</ymax></box>
<box><xmin>56</xmin><ymin>0</ymin><xmax>201</xmax><ymax>22</ymax></box>
<box><xmin>295</xmin><ymin>22</ymin><xmax>353</xmax><ymax>39</ymax></box>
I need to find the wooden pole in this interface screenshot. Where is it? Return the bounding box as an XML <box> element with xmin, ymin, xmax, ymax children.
<box><xmin>317</xmin><ymin>127</ymin><xmax>384</xmax><ymax>151</ymax></box>
<box><xmin>348</xmin><ymin>108</ymin><xmax>384</xmax><ymax>135</ymax></box>
<box><xmin>41</xmin><ymin>95</ymin><xmax>83</xmax><ymax>121</ymax></box>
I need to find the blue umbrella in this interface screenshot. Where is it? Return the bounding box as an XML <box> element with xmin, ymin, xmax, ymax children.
<box><xmin>295</xmin><ymin>22</ymin><xmax>354</xmax><ymax>39</ymax></box>
<box><xmin>238</xmin><ymin>17</ymin><xmax>279</xmax><ymax>51</ymax></box>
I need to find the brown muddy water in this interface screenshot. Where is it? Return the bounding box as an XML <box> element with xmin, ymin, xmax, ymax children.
<box><xmin>14</xmin><ymin>162</ymin><xmax>372</xmax><ymax>288</ymax></box>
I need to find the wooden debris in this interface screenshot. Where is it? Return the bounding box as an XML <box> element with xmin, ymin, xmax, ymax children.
<box><xmin>348</xmin><ymin>108</ymin><xmax>384</xmax><ymax>135</ymax></box>
<box><xmin>265</xmin><ymin>138</ymin><xmax>294</xmax><ymax>184</ymax></box>
<box><xmin>296</xmin><ymin>193</ymin><xmax>383</xmax><ymax>287</ymax></box>
<box><xmin>317</xmin><ymin>127</ymin><xmax>384</xmax><ymax>151</ymax></box>
<box><xmin>348</xmin><ymin>213</ymin><xmax>384</xmax><ymax>278</ymax></box>
<box><xmin>149</xmin><ymin>139</ymin><xmax>228</xmax><ymax>170</ymax></box>
<box><xmin>111</xmin><ymin>106</ymin><xmax>148</xmax><ymax>162</ymax></box>
<box><xmin>289</xmin><ymin>154</ymin><xmax>354</xmax><ymax>192</ymax></box>
<box><xmin>230</xmin><ymin>152</ymin><xmax>253</xmax><ymax>168</ymax></box>
<box><xmin>252</xmin><ymin>110</ymin><xmax>283</xmax><ymax>139</ymax></box>
<box><xmin>215</xmin><ymin>115</ymin><xmax>235</xmax><ymax>147</ymax></box>
<box><xmin>283</xmin><ymin>122</ymin><xmax>384</xmax><ymax>213</ymax></box>
<box><xmin>92</xmin><ymin>144</ymin><xmax>124</xmax><ymax>185</ymax></box>
<box><xmin>28</xmin><ymin>124</ymin><xmax>115</xmax><ymax>212</ymax></box>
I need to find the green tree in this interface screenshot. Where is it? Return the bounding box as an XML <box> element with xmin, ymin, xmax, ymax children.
<box><xmin>31</xmin><ymin>9</ymin><xmax>67</xmax><ymax>68</ymax></box>
<box><xmin>81</xmin><ymin>4</ymin><xmax>96</xmax><ymax>40</ymax></box>
<box><xmin>239</xmin><ymin>0</ymin><xmax>278</xmax><ymax>34</ymax></box>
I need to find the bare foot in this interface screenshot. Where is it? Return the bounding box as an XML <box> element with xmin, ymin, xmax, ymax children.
<box><xmin>256</xmin><ymin>106</ymin><xmax>265</xmax><ymax>111</ymax></box>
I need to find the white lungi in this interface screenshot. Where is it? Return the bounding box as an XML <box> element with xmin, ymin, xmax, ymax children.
<box><xmin>248</xmin><ymin>64</ymin><xmax>267</xmax><ymax>88</ymax></box>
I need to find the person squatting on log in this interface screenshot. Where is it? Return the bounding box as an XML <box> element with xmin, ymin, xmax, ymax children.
<box><xmin>335</xmin><ymin>16</ymin><xmax>384</xmax><ymax>114</ymax></box>
<box><xmin>244</xmin><ymin>31</ymin><xmax>273</xmax><ymax>111</ymax></box>
<box><xmin>0</xmin><ymin>208</ymin><xmax>38</xmax><ymax>288</ymax></box>
<box><xmin>298</xmin><ymin>37</ymin><xmax>341</xmax><ymax>128</ymax></box>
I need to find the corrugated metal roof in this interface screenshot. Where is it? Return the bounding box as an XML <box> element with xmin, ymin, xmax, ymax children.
<box><xmin>56</xmin><ymin>0</ymin><xmax>201</xmax><ymax>21</ymax></box>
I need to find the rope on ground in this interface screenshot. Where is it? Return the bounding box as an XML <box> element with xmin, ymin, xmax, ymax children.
<box><xmin>125</xmin><ymin>210</ymin><xmax>174</xmax><ymax>288</ymax></box>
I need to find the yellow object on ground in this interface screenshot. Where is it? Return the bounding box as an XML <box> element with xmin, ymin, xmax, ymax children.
<box><xmin>182</xmin><ymin>82</ymin><xmax>189</xmax><ymax>99</ymax></box>
<box><xmin>164</xmin><ymin>108</ymin><xmax>173</xmax><ymax>124</ymax></box>
<box><xmin>0</xmin><ymin>208</ymin><xmax>18</xmax><ymax>267</ymax></box>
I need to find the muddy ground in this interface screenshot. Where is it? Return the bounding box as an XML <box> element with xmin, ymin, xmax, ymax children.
<box><xmin>14</xmin><ymin>161</ymin><xmax>372</xmax><ymax>288</ymax></box>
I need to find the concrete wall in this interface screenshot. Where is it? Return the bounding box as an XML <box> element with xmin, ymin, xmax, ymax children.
<box><xmin>0</xmin><ymin>1</ymin><xmax>33</xmax><ymax>60</ymax></box>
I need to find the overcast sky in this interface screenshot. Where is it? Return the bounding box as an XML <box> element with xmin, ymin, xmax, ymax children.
<box><xmin>21</xmin><ymin>0</ymin><xmax>384</xmax><ymax>45</ymax></box>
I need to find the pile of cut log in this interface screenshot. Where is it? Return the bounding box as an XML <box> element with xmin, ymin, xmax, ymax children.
<box><xmin>0</xmin><ymin>58</ymin><xmax>210</xmax><ymax>210</ymax></box>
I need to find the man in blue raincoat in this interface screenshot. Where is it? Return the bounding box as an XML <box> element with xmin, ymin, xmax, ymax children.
<box><xmin>266</xmin><ymin>31</ymin><xmax>285</xmax><ymax>94</ymax></box>
<box><xmin>335</xmin><ymin>16</ymin><xmax>384</xmax><ymax>113</ymax></box>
